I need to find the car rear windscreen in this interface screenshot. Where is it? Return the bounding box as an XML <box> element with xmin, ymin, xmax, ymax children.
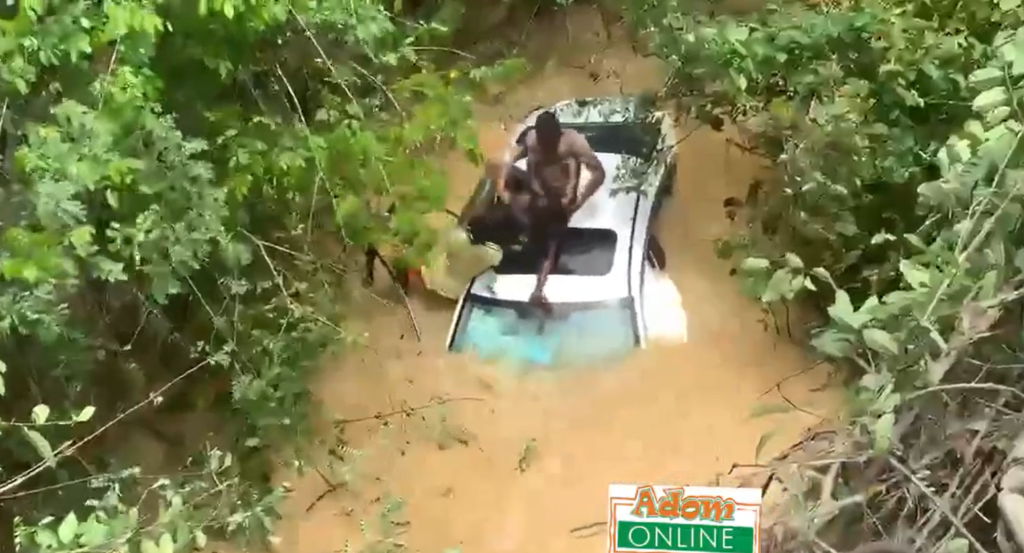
<box><xmin>516</xmin><ymin>122</ymin><xmax>659</xmax><ymax>160</ymax></box>
<box><xmin>493</xmin><ymin>227</ymin><xmax>617</xmax><ymax>277</ymax></box>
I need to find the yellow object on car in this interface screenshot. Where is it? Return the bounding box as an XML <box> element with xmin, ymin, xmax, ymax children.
<box><xmin>420</xmin><ymin>225</ymin><xmax>503</xmax><ymax>300</ymax></box>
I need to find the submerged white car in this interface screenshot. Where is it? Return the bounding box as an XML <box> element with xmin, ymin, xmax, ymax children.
<box><xmin>445</xmin><ymin>96</ymin><xmax>683</xmax><ymax>366</ymax></box>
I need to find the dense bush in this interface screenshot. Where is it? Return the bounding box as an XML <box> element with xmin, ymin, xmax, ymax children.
<box><xmin>624</xmin><ymin>0</ymin><xmax>1024</xmax><ymax>548</ymax></box>
<box><xmin>0</xmin><ymin>0</ymin><xmax>523</xmax><ymax>550</ymax></box>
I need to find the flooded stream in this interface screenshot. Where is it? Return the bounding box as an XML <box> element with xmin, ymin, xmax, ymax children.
<box><xmin>274</xmin><ymin>7</ymin><xmax>839</xmax><ymax>553</ymax></box>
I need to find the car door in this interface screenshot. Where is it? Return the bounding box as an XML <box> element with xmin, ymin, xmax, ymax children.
<box><xmin>640</xmin><ymin>251</ymin><xmax>688</xmax><ymax>344</ymax></box>
<box><xmin>651</xmin><ymin>110</ymin><xmax>678</xmax><ymax>213</ymax></box>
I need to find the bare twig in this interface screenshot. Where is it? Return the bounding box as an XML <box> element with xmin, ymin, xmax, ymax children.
<box><xmin>0</xmin><ymin>359</ymin><xmax>211</xmax><ymax>495</ymax></box>
<box><xmin>288</xmin><ymin>7</ymin><xmax>357</xmax><ymax>107</ymax></box>
<box><xmin>928</xmin><ymin>131</ymin><xmax>1024</xmax><ymax>323</ymax></box>
<box><xmin>408</xmin><ymin>46</ymin><xmax>475</xmax><ymax>58</ymax></box>
<box><xmin>907</xmin><ymin>383</ymin><xmax>1024</xmax><ymax>403</ymax></box>
<box><xmin>888</xmin><ymin>455</ymin><xmax>993</xmax><ymax>553</ymax></box>
<box><xmin>334</xmin><ymin>396</ymin><xmax>485</xmax><ymax>425</ymax></box>
<box><xmin>273</xmin><ymin>62</ymin><xmax>328</xmax><ymax>242</ymax></box>
<box><xmin>368</xmin><ymin>253</ymin><xmax>422</xmax><ymax>342</ymax></box>
<box><xmin>288</xmin><ymin>7</ymin><xmax>403</xmax><ymax>117</ymax></box>
<box><xmin>306</xmin><ymin>468</ymin><xmax>344</xmax><ymax>513</ymax></box>
<box><xmin>759</xmin><ymin>361</ymin><xmax>825</xmax><ymax>398</ymax></box>
<box><xmin>774</xmin><ymin>385</ymin><xmax>826</xmax><ymax>420</ymax></box>
<box><xmin>241</xmin><ymin>229</ymin><xmax>346</xmax><ymax>335</ymax></box>
<box><xmin>570</xmin><ymin>521</ymin><xmax>607</xmax><ymax>533</ymax></box>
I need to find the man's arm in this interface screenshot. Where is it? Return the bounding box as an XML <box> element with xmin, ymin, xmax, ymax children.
<box><xmin>494</xmin><ymin>140</ymin><xmax>528</xmax><ymax>200</ymax></box>
<box><xmin>567</xmin><ymin>132</ymin><xmax>605</xmax><ymax>209</ymax></box>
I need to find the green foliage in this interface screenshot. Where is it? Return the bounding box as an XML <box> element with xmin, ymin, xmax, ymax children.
<box><xmin>0</xmin><ymin>0</ymin><xmax>523</xmax><ymax>550</ymax></box>
<box><xmin>633</xmin><ymin>0</ymin><xmax>1024</xmax><ymax>425</ymax></box>
<box><xmin>628</xmin><ymin>0</ymin><xmax>1024</xmax><ymax>546</ymax></box>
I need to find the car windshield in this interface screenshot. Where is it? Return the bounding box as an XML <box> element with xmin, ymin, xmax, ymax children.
<box><xmin>450</xmin><ymin>295</ymin><xmax>638</xmax><ymax>368</ymax></box>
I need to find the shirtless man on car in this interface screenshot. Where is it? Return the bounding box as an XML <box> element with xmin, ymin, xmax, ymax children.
<box><xmin>494</xmin><ymin>110</ymin><xmax>607</xmax><ymax>309</ymax></box>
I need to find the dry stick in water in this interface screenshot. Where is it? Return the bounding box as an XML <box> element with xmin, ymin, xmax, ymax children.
<box><xmin>335</xmin><ymin>396</ymin><xmax>484</xmax><ymax>425</ymax></box>
<box><xmin>758</xmin><ymin>361</ymin><xmax>826</xmax><ymax>399</ymax></box>
<box><xmin>368</xmin><ymin>251</ymin><xmax>423</xmax><ymax>342</ymax></box>
<box><xmin>306</xmin><ymin>468</ymin><xmax>343</xmax><ymax>513</ymax></box>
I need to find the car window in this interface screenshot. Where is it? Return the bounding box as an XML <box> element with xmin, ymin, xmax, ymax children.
<box><xmin>450</xmin><ymin>295</ymin><xmax>638</xmax><ymax>367</ymax></box>
<box><xmin>515</xmin><ymin>122</ymin><xmax>660</xmax><ymax>160</ymax></box>
<box><xmin>493</xmin><ymin>227</ymin><xmax>617</xmax><ymax>276</ymax></box>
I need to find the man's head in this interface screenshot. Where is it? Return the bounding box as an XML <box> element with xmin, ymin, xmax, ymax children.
<box><xmin>534</xmin><ymin>111</ymin><xmax>561</xmax><ymax>154</ymax></box>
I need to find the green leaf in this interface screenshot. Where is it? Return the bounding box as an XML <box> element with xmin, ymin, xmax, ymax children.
<box><xmin>918</xmin><ymin>179</ymin><xmax>962</xmax><ymax>207</ymax></box>
<box><xmin>723</xmin><ymin>21</ymin><xmax>750</xmax><ymax>42</ymax></box>
<box><xmin>999</xmin><ymin>0</ymin><xmax>1021</xmax><ymax>10</ymax></box>
<box><xmin>972</xmin><ymin>86</ymin><xmax>1009</xmax><ymax>114</ymax></box>
<box><xmin>810</xmin><ymin>267</ymin><xmax>834</xmax><ymax>286</ymax></box>
<box><xmin>870</xmin><ymin>232</ymin><xmax>895</xmax><ymax>245</ymax></box>
<box><xmin>754</xmin><ymin>430</ymin><xmax>777</xmax><ymax>461</ymax></box>
<box><xmin>1014</xmin><ymin>249</ymin><xmax>1024</xmax><ymax>273</ymax></box>
<box><xmin>827</xmin><ymin>290</ymin><xmax>872</xmax><ymax>328</ymax></box>
<box><xmin>68</xmin><ymin>225</ymin><xmax>96</xmax><ymax>255</ymax></box>
<box><xmin>194</xmin><ymin>530</ymin><xmax>208</xmax><ymax>549</ymax></box>
<box><xmin>873</xmin><ymin>412</ymin><xmax>895</xmax><ymax>453</ymax></box>
<box><xmin>761</xmin><ymin>268</ymin><xmax>794</xmax><ymax>302</ymax></box>
<box><xmin>943</xmin><ymin>537</ymin><xmax>970</xmax><ymax>553</ymax></box>
<box><xmin>740</xmin><ymin>257</ymin><xmax>770</xmax><ymax>271</ymax></box>
<box><xmin>159</xmin><ymin>532</ymin><xmax>175</xmax><ymax>553</ymax></box>
<box><xmin>863</xmin><ymin>328</ymin><xmax>900</xmax><ymax>355</ymax></box>
<box><xmin>976</xmin><ymin>269</ymin><xmax>999</xmax><ymax>301</ymax></box>
<box><xmin>904</xmin><ymin>234</ymin><xmax>927</xmax><ymax>250</ymax></box>
<box><xmin>968</xmin><ymin>67</ymin><xmax>1003</xmax><ymax>88</ymax></box>
<box><xmin>859</xmin><ymin>371</ymin><xmax>889</xmax><ymax>391</ymax></box>
<box><xmin>57</xmin><ymin>512</ymin><xmax>79</xmax><ymax>544</ymax></box>
<box><xmin>899</xmin><ymin>259</ymin><xmax>931</xmax><ymax>290</ymax></box>
<box><xmin>74</xmin><ymin>406</ymin><xmax>96</xmax><ymax>422</ymax></box>
<box><xmin>986</xmin><ymin>105</ymin><xmax>1012</xmax><ymax>126</ymax></box>
<box><xmin>141</xmin><ymin>538</ymin><xmax>161</xmax><ymax>553</ymax></box>
<box><xmin>35</xmin><ymin>528</ymin><xmax>59</xmax><ymax>549</ymax></box>
<box><xmin>21</xmin><ymin>428</ymin><xmax>55</xmax><ymax>465</ymax></box>
<box><xmin>78</xmin><ymin>517</ymin><xmax>110</xmax><ymax>546</ymax></box>
<box><xmin>749</xmin><ymin>402</ymin><xmax>793</xmax><ymax>418</ymax></box>
<box><xmin>783</xmin><ymin>252</ymin><xmax>804</xmax><ymax>269</ymax></box>
<box><xmin>811</xmin><ymin>329</ymin><xmax>854</xmax><ymax>357</ymax></box>
<box><xmin>32</xmin><ymin>404</ymin><xmax>50</xmax><ymax>424</ymax></box>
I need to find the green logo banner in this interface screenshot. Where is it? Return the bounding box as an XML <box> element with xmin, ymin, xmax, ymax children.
<box><xmin>615</xmin><ymin>521</ymin><xmax>755</xmax><ymax>553</ymax></box>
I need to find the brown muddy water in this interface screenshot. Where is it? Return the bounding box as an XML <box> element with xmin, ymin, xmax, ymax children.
<box><xmin>269</xmin><ymin>6</ymin><xmax>839</xmax><ymax>553</ymax></box>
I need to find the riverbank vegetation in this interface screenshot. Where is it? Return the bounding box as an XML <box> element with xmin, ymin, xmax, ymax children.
<box><xmin>622</xmin><ymin>0</ymin><xmax>1024</xmax><ymax>549</ymax></box>
<box><xmin>0</xmin><ymin>0</ymin><xmax>547</xmax><ymax>550</ymax></box>
<box><xmin>8</xmin><ymin>0</ymin><xmax>1024</xmax><ymax>550</ymax></box>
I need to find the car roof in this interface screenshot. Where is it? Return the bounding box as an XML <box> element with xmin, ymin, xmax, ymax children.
<box><xmin>523</xmin><ymin>96</ymin><xmax>658</xmax><ymax>126</ymax></box>
<box><xmin>467</xmin><ymin>152</ymin><xmax>648</xmax><ymax>303</ymax></box>
<box><xmin>464</xmin><ymin>95</ymin><xmax>675</xmax><ymax>306</ymax></box>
